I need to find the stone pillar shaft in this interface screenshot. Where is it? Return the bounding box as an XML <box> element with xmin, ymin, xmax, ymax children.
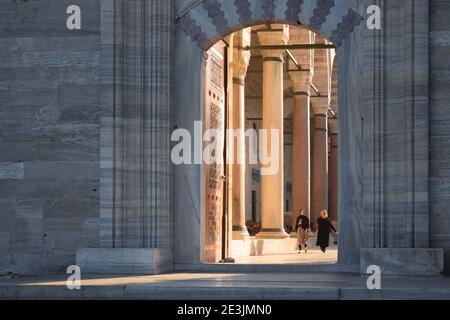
<box><xmin>78</xmin><ymin>0</ymin><xmax>174</xmax><ymax>276</ymax></box>
<box><xmin>328</xmin><ymin>119</ymin><xmax>338</xmax><ymax>222</ymax></box>
<box><xmin>289</xmin><ymin>71</ymin><xmax>312</xmax><ymax>233</ymax></box>
<box><xmin>99</xmin><ymin>0</ymin><xmax>173</xmax><ymax>249</ymax></box>
<box><xmin>311</xmin><ymin>98</ymin><xmax>329</xmax><ymax>230</ymax></box>
<box><xmin>256</xmin><ymin>27</ymin><xmax>289</xmax><ymax>239</ymax></box>
<box><xmin>231</xmin><ymin>29</ymin><xmax>251</xmax><ymax>240</ymax></box>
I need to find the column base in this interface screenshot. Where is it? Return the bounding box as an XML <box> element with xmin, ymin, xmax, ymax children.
<box><xmin>360</xmin><ymin>248</ymin><xmax>444</xmax><ymax>276</ymax></box>
<box><xmin>256</xmin><ymin>228</ymin><xmax>290</xmax><ymax>239</ymax></box>
<box><xmin>76</xmin><ymin>248</ymin><xmax>173</xmax><ymax>275</ymax></box>
<box><xmin>233</xmin><ymin>225</ymin><xmax>250</xmax><ymax>240</ymax></box>
<box><xmin>233</xmin><ymin>229</ymin><xmax>250</xmax><ymax>240</ymax></box>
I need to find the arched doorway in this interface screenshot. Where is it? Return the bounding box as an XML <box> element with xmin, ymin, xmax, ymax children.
<box><xmin>173</xmin><ymin>0</ymin><xmax>363</xmax><ymax>269</ymax></box>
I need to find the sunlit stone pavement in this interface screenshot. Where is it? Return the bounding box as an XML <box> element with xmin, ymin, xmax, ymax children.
<box><xmin>1</xmin><ymin>262</ymin><xmax>450</xmax><ymax>300</ymax></box>
<box><xmin>234</xmin><ymin>245</ymin><xmax>338</xmax><ymax>265</ymax></box>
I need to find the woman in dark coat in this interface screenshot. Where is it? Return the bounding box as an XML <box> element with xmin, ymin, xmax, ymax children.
<box><xmin>295</xmin><ymin>209</ymin><xmax>310</xmax><ymax>253</ymax></box>
<box><xmin>316</xmin><ymin>210</ymin><xmax>336</xmax><ymax>253</ymax></box>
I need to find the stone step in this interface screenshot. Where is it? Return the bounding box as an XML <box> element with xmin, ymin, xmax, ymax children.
<box><xmin>173</xmin><ymin>262</ymin><xmax>359</xmax><ymax>274</ymax></box>
<box><xmin>1</xmin><ymin>272</ymin><xmax>450</xmax><ymax>300</ymax></box>
<box><xmin>1</xmin><ymin>281</ymin><xmax>450</xmax><ymax>300</ymax></box>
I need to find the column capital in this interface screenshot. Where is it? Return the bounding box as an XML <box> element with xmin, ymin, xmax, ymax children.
<box><xmin>257</xmin><ymin>25</ymin><xmax>289</xmax><ymax>61</ymax></box>
<box><xmin>233</xmin><ymin>28</ymin><xmax>252</xmax><ymax>80</ymax></box>
<box><xmin>311</xmin><ymin>96</ymin><xmax>330</xmax><ymax>115</ymax></box>
<box><xmin>289</xmin><ymin>70</ymin><xmax>312</xmax><ymax>95</ymax></box>
<box><xmin>233</xmin><ymin>49</ymin><xmax>251</xmax><ymax>81</ymax></box>
<box><xmin>328</xmin><ymin>118</ymin><xmax>339</xmax><ymax>134</ymax></box>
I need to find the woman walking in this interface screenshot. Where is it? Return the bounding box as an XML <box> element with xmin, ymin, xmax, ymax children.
<box><xmin>316</xmin><ymin>210</ymin><xmax>336</xmax><ymax>253</ymax></box>
<box><xmin>295</xmin><ymin>209</ymin><xmax>310</xmax><ymax>253</ymax></box>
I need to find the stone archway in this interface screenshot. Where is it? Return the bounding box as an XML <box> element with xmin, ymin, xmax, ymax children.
<box><xmin>174</xmin><ymin>0</ymin><xmax>363</xmax><ymax>269</ymax></box>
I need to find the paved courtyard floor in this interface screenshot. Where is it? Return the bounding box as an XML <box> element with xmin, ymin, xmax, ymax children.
<box><xmin>234</xmin><ymin>246</ymin><xmax>337</xmax><ymax>265</ymax></box>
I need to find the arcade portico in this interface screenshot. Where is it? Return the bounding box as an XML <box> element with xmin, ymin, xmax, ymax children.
<box><xmin>202</xmin><ymin>24</ymin><xmax>339</xmax><ymax>261</ymax></box>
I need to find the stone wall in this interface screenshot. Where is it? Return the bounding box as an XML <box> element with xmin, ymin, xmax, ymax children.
<box><xmin>1</xmin><ymin>0</ymin><xmax>449</xmax><ymax>275</ymax></box>
<box><xmin>430</xmin><ymin>0</ymin><xmax>450</xmax><ymax>274</ymax></box>
<box><xmin>0</xmin><ymin>0</ymin><xmax>101</xmax><ymax>274</ymax></box>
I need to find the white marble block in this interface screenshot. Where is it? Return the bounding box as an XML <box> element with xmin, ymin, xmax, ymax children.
<box><xmin>76</xmin><ymin>248</ymin><xmax>173</xmax><ymax>275</ymax></box>
<box><xmin>360</xmin><ymin>248</ymin><xmax>444</xmax><ymax>276</ymax></box>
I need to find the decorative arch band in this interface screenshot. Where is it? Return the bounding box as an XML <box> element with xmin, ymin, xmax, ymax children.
<box><xmin>179</xmin><ymin>0</ymin><xmax>363</xmax><ymax>49</ymax></box>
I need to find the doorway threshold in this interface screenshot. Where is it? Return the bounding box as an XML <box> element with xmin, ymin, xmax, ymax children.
<box><xmin>173</xmin><ymin>262</ymin><xmax>359</xmax><ymax>274</ymax></box>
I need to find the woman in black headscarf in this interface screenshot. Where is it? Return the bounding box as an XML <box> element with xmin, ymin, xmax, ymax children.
<box><xmin>316</xmin><ymin>210</ymin><xmax>336</xmax><ymax>253</ymax></box>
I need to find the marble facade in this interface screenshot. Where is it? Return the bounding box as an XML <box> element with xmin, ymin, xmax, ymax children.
<box><xmin>0</xmin><ymin>0</ymin><xmax>449</xmax><ymax>276</ymax></box>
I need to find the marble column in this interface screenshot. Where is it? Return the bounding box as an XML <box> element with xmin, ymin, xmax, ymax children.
<box><xmin>232</xmin><ymin>29</ymin><xmax>251</xmax><ymax>240</ymax></box>
<box><xmin>289</xmin><ymin>71</ymin><xmax>312</xmax><ymax>235</ymax></box>
<box><xmin>256</xmin><ymin>26</ymin><xmax>290</xmax><ymax>239</ymax></box>
<box><xmin>328</xmin><ymin>118</ymin><xmax>338</xmax><ymax>223</ymax></box>
<box><xmin>311</xmin><ymin>96</ymin><xmax>329</xmax><ymax>231</ymax></box>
